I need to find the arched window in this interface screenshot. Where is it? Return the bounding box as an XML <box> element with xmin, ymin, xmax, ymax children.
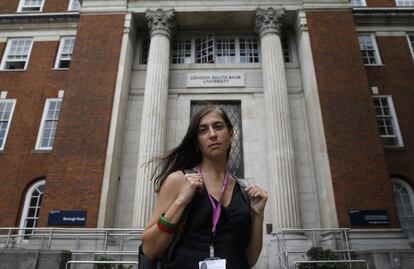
<box><xmin>392</xmin><ymin>178</ymin><xmax>414</xmax><ymax>239</ymax></box>
<box><xmin>19</xmin><ymin>180</ymin><xmax>45</xmax><ymax>239</ymax></box>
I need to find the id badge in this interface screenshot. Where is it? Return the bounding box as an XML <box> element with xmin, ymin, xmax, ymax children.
<box><xmin>198</xmin><ymin>259</ymin><xmax>226</xmax><ymax>269</ymax></box>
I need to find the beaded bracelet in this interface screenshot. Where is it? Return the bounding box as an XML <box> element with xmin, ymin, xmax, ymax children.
<box><xmin>157</xmin><ymin>213</ymin><xmax>177</xmax><ymax>234</ymax></box>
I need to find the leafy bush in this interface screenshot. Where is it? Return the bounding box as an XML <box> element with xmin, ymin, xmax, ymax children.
<box><xmin>298</xmin><ymin>247</ymin><xmax>347</xmax><ymax>269</ymax></box>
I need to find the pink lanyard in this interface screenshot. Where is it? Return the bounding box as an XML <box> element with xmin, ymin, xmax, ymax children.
<box><xmin>197</xmin><ymin>165</ymin><xmax>229</xmax><ymax>234</ymax></box>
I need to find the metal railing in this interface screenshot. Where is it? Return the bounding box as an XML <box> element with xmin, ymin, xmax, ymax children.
<box><xmin>294</xmin><ymin>260</ymin><xmax>369</xmax><ymax>269</ymax></box>
<box><xmin>65</xmin><ymin>260</ymin><xmax>139</xmax><ymax>269</ymax></box>
<box><xmin>0</xmin><ymin>227</ymin><xmax>143</xmax><ymax>255</ymax></box>
<box><xmin>275</xmin><ymin>228</ymin><xmax>354</xmax><ymax>269</ymax></box>
<box><xmin>1</xmin><ymin>227</ymin><xmax>144</xmax><ymax>268</ymax></box>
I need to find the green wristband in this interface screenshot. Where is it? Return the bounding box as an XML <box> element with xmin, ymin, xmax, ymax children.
<box><xmin>159</xmin><ymin>213</ymin><xmax>177</xmax><ymax>230</ymax></box>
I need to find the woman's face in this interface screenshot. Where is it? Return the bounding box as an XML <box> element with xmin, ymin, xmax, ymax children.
<box><xmin>196</xmin><ymin>111</ymin><xmax>233</xmax><ymax>159</ymax></box>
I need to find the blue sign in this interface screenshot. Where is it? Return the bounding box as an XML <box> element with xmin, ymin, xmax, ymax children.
<box><xmin>349</xmin><ymin>209</ymin><xmax>389</xmax><ymax>225</ymax></box>
<box><xmin>48</xmin><ymin>210</ymin><xmax>86</xmax><ymax>226</ymax></box>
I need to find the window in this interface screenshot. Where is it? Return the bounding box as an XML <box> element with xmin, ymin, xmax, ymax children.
<box><xmin>35</xmin><ymin>98</ymin><xmax>62</xmax><ymax>150</ymax></box>
<box><xmin>215</xmin><ymin>37</ymin><xmax>236</xmax><ymax>64</ymax></box>
<box><xmin>68</xmin><ymin>0</ymin><xmax>81</xmax><ymax>11</ymax></box>
<box><xmin>0</xmin><ymin>38</ymin><xmax>33</xmax><ymax>70</ymax></box>
<box><xmin>17</xmin><ymin>0</ymin><xmax>44</xmax><ymax>12</ymax></box>
<box><xmin>18</xmin><ymin>180</ymin><xmax>45</xmax><ymax>239</ymax></box>
<box><xmin>281</xmin><ymin>37</ymin><xmax>291</xmax><ymax>63</ymax></box>
<box><xmin>396</xmin><ymin>0</ymin><xmax>414</xmax><ymax>6</ymax></box>
<box><xmin>373</xmin><ymin>96</ymin><xmax>403</xmax><ymax>147</ymax></box>
<box><xmin>195</xmin><ymin>34</ymin><xmax>215</xmax><ymax>64</ymax></box>
<box><xmin>408</xmin><ymin>34</ymin><xmax>414</xmax><ymax>59</ymax></box>
<box><xmin>392</xmin><ymin>178</ymin><xmax>414</xmax><ymax>240</ymax></box>
<box><xmin>191</xmin><ymin>101</ymin><xmax>244</xmax><ymax>178</ymax></box>
<box><xmin>143</xmin><ymin>34</ymin><xmax>275</xmax><ymax>65</ymax></box>
<box><xmin>172</xmin><ymin>38</ymin><xmax>192</xmax><ymax>64</ymax></box>
<box><xmin>140</xmin><ymin>39</ymin><xmax>150</xmax><ymax>64</ymax></box>
<box><xmin>358</xmin><ymin>34</ymin><xmax>381</xmax><ymax>65</ymax></box>
<box><xmin>239</xmin><ymin>37</ymin><xmax>260</xmax><ymax>63</ymax></box>
<box><xmin>0</xmin><ymin>99</ymin><xmax>16</xmax><ymax>150</ymax></box>
<box><xmin>54</xmin><ymin>37</ymin><xmax>75</xmax><ymax>69</ymax></box>
<box><xmin>350</xmin><ymin>0</ymin><xmax>367</xmax><ymax>6</ymax></box>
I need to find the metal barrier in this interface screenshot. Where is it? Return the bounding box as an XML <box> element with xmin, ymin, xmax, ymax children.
<box><xmin>65</xmin><ymin>260</ymin><xmax>138</xmax><ymax>269</ymax></box>
<box><xmin>1</xmin><ymin>227</ymin><xmax>143</xmax><ymax>268</ymax></box>
<box><xmin>0</xmin><ymin>227</ymin><xmax>143</xmax><ymax>251</ymax></box>
<box><xmin>275</xmin><ymin>228</ymin><xmax>353</xmax><ymax>269</ymax></box>
<box><xmin>294</xmin><ymin>260</ymin><xmax>369</xmax><ymax>269</ymax></box>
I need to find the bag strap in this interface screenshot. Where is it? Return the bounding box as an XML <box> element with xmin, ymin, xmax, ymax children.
<box><xmin>232</xmin><ymin>174</ymin><xmax>249</xmax><ymax>202</ymax></box>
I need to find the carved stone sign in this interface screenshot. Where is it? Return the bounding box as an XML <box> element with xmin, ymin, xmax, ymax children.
<box><xmin>187</xmin><ymin>73</ymin><xmax>245</xmax><ymax>88</ymax></box>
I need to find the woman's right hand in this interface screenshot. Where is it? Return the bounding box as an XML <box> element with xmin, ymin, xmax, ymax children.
<box><xmin>176</xmin><ymin>173</ymin><xmax>204</xmax><ymax>205</ymax></box>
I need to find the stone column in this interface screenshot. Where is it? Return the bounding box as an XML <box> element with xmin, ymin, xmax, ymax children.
<box><xmin>255</xmin><ymin>7</ymin><xmax>301</xmax><ymax>229</ymax></box>
<box><xmin>132</xmin><ymin>9</ymin><xmax>175</xmax><ymax>228</ymax></box>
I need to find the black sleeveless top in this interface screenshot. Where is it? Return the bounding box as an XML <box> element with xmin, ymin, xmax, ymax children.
<box><xmin>166</xmin><ymin>181</ymin><xmax>252</xmax><ymax>269</ymax></box>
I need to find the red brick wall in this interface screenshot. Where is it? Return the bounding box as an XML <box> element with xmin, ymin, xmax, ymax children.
<box><xmin>0</xmin><ymin>0</ymin><xmax>71</xmax><ymax>13</ymax></box>
<box><xmin>366</xmin><ymin>0</ymin><xmax>396</xmax><ymax>7</ymax></box>
<box><xmin>366</xmin><ymin>36</ymin><xmax>414</xmax><ymax>187</ymax></box>
<box><xmin>0</xmin><ymin>41</ymin><xmax>67</xmax><ymax>227</ymax></box>
<box><xmin>0</xmin><ymin>43</ymin><xmax>5</xmax><ymax>59</ymax></box>
<box><xmin>38</xmin><ymin>14</ymin><xmax>125</xmax><ymax>228</ymax></box>
<box><xmin>307</xmin><ymin>11</ymin><xmax>399</xmax><ymax>228</ymax></box>
<box><xmin>44</xmin><ymin>0</ymin><xmax>71</xmax><ymax>13</ymax></box>
<box><xmin>0</xmin><ymin>0</ymin><xmax>19</xmax><ymax>13</ymax></box>
<box><xmin>0</xmin><ymin>14</ymin><xmax>124</xmax><ymax>228</ymax></box>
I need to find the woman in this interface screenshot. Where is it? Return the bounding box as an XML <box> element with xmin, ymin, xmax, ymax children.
<box><xmin>141</xmin><ymin>105</ymin><xmax>268</xmax><ymax>269</ymax></box>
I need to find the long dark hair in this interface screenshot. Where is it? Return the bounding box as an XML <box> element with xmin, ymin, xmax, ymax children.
<box><xmin>151</xmin><ymin>105</ymin><xmax>234</xmax><ymax>191</ymax></box>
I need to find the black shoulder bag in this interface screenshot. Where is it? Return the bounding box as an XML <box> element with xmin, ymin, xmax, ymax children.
<box><xmin>138</xmin><ymin>169</ymin><xmax>195</xmax><ymax>269</ymax></box>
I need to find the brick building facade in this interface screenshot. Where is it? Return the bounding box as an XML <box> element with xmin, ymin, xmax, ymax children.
<box><xmin>0</xmin><ymin>0</ymin><xmax>413</xmax><ymax>268</ymax></box>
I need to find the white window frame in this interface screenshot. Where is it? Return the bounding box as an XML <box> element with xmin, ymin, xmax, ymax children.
<box><xmin>215</xmin><ymin>36</ymin><xmax>237</xmax><ymax>64</ymax></box>
<box><xmin>171</xmin><ymin>38</ymin><xmax>193</xmax><ymax>64</ymax></box>
<box><xmin>350</xmin><ymin>0</ymin><xmax>367</xmax><ymax>6</ymax></box>
<box><xmin>392</xmin><ymin>178</ymin><xmax>414</xmax><ymax>240</ymax></box>
<box><xmin>54</xmin><ymin>36</ymin><xmax>75</xmax><ymax>69</ymax></box>
<box><xmin>195</xmin><ymin>34</ymin><xmax>215</xmax><ymax>64</ymax></box>
<box><xmin>396</xmin><ymin>0</ymin><xmax>414</xmax><ymax>6</ymax></box>
<box><xmin>358</xmin><ymin>33</ymin><xmax>382</xmax><ymax>65</ymax></box>
<box><xmin>239</xmin><ymin>36</ymin><xmax>261</xmax><ymax>63</ymax></box>
<box><xmin>0</xmin><ymin>99</ymin><xmax>16</xmax><ymax>151</ymax></box>
<box><xmin>18</xmin><ymin>180</ymin><xmax>45</xmax><ymax>241</ymax></box>
<box><xmin>407</xmin><ymin>34</ymin><xmax>414</xmax><ymax>60</ymax></box>
<box><xmin>373</xmin><ymin>95</ymin><xmax>404</xmax><ymax>147</ymax></box>
<box><xmin>35</xmin><ymin>98</ymin><xmax>62</xmax><ymax>150</ymax></box>
<box><xmin>140</xmin><ymin>38</ymin><xmax>150</xmax><ymax>64</ymax></box>
<box><xmin>17</xmin><ymin>0</ymin><xmax>45</xmax><ymax>12</ymax></box>
<box><xmin>168</xmin><ymin>35</ymin><xmax>262</xmax><ymax>65</ymax></box>
<box><xmin>0</xmin><ymin>38</ymin><xmax>34</xmax><ymax>71</ymax></box>
<box><xmin>68</xmin><ymin>0</ymin><xmax>81</xmax><ymax>11</ymax></box>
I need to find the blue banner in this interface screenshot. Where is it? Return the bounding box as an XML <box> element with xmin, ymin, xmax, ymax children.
<box><xmin>47</xmin><ymin>210</ymin><xmax>87</xmax><ymax>226</ymax></box>
<box><xmin>349</xmin><ymin>209</ymin><xmax>389</xmax><ymax>225</ymax></box>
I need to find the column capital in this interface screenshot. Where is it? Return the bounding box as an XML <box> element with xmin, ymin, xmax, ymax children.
<box><xmin>145</xmin><ymin>9</ymin><xmax>176</xmax><ymax>39</ymax></box>
<box><xmin>255</xmin><ymin>7</ymin><xmax>285</xmax><ymax>38</ymax></box>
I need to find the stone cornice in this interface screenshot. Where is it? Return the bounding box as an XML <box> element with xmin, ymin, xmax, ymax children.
<box><xmin>0</xmin><ymin>12</ymin><xmax>79</xmax><ymax>25</ymax></box>
<box><xmin>255</xmin><ymin>7</ymin><xmax>285</xmax><ymax>38</ymax></box>
<box><xmin>352</xmin><ymin>7</ymin><xmax>414</xmax><ymax>26</ymax></box>
<box><xmin>145</xmin><ymin>9</ymin><xmax>175</xmax><ymax>39</ymax></box>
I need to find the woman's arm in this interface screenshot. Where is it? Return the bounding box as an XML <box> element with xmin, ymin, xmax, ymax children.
<box><xmin>245</xmin><ymin>185</ymin><xmax>268</xmax><ymax>268</ymax></box>
<box><xmin>141</xmin><ymin>171</ymin><xmax>203</xmax><ymax>259</ymax></box>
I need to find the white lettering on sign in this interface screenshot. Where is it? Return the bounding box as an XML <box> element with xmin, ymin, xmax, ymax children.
<box><xmin>187</xmin><ymin>73</ymin><xmax>245</xmax><ymax>88</ymax></box>
<box><xmin>63</xmin><ymin>217</ymin><xmax>86</xmax><ymax>222</ymax></box>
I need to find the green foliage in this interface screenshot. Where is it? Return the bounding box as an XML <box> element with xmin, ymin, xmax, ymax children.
<box><xmin>298</xmin><ymin>247</ymin><xmax>347</xmax><ymax>269</ymax></box>
<box><xmin>96</xmin><ymin>256</ymin><xmax>133</xmax><ymax>269</ymax></box>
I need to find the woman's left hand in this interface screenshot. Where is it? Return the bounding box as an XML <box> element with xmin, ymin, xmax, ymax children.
<box><xmin>246</xmin><ymin>185</ymin><xmax>268</xmax><ymax>217</ymax></box>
